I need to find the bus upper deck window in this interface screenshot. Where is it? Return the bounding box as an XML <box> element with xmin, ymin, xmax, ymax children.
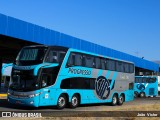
<box><xmin>67</xmin><ymin>53</ymin><xmax>75</xmax><ymax>67</ymax></box>
<box><xmin>75</xmin><ymin>54</ymin><xmax>82</xmax><ymax>66</ymax></box>
<box><xmin>46</xmin><ymin>51</ymin><xmax>58</xmax><ymax>63</ymax></box>
<box><xmin>59</xmin><ymin>52</ymin><xmax>66</xmax><ymax>63</ymax></box>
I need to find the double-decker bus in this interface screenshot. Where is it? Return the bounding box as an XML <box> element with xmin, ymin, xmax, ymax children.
<box><xmin>134</xmin><ymin>76</ymin><xmax>159</xmax><ymax>97</ymax></box>
<box><xmin>7</xmin><ymin>45</ymin><xmax>135</xmax><ymax>109</ymax></box>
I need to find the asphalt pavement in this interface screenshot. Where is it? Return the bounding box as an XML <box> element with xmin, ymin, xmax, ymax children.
<box><xmin>0</xmin><ymin>97</ymin><xmax>160</xmax><ymax>111</ymax></box>
<box><xmin>0</xmin><ymin>97</ymin><xmax>159</xmax><ymax>118</ymax></box>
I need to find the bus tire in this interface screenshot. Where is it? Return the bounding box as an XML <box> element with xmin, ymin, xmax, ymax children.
<box><xmin>70</xmin><ymin>94</ymin><xmax>79</xmax><ymax>108</ymax></box>
<box><xmin>111</xmin><ymin>94</ymin><xmax>118</xmax><ymax>106</ymax></box>
<box><xmin>134</xmin><ymin>91</ymin><xmax>139</xmax><ymax>98</ymax></box>
<box><xmin>140</xmin><ymin>92</ymin><xmax>145</xmax><ymax>98</ymax></box>
<box><xmin>57</xmin><ymin>94</ymin><xmax>67</xmax><ymax>109</ymax></box>
<box><xmin>118</xmin><ymin>94</ymin><xmax>124</xmax><ymax>105</ymax></box>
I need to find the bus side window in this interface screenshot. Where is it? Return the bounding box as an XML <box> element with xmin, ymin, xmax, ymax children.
<box><xmin>84</xmin><ymin>55</ymin><xmax>94</xmax><ymax>68</ymax></box>
<box><xmin>150</xmin><ymin>78</ymin><xmax>156</xmax><ymax>83</ymax></box>
<box><xmin>124</xmin><ymin>63</ymin><xmax>129</xmax><ymax>73</ymax></box>
<box><xmin>47</xmin><ymin>51</ymin><xmax>58</xmax><ymax>63</ymax></box>
<box><xmin>67</xmin><ymin>53</ymin><xmax>75</xmax><ymax>67</ymax></box>
<box><xmin>75</xmin><ymin>54</ymin><xmax>82</xmax><ymax>66</ymax></box>
<box><xmin>139</xmin><ymin>78</ymin><xmax>142</xmax><ymax>83</ymax></box>
<box><xmin>153</xmin><ymin>78</ymin><xmax>156</xmax><ymax>83</ymax></box>
<box><xmin>59</xmin><ymin>52</ymin><xmax>66</xmax><ymax>63</ymax></box>
<box><xmin>90</xmin><ymin>79</ymin><xmax>95</xmax><ymax>89</ymax></box>
<box><xmin>116</xmin><ymin>61</ymin><xmax>123</xmax><ymax>72</ymax></box>
<box><xmin>41</xmin><ymin>73</ymin><xmax>52</xmax><ymax>88</ymax></box>
<box><xmin>136</xmin><ymin>78</ymin><xmax>140</xmax><ymax>83</ymax></box>
<box><xmin>106</xmin><ymin>59</ymin><xmax>109</xmax><ymax>70</ymax></box>
<box><xmin>135</xmin><ymin>78</ymin><xmax>137</xmax><ymax>83</ymax></box>
<box><xmin>129</xmin><ymin>64</ymin><xmax>134</xmax><ymax>73</ymax></box>
<box><xmin>101</xmin><ymin>58</ymin><xmax>106</xmax><ymax>70</ymax></box>
<box><xmin>95</xmin><ymin>57</ymin><xmax>101</xmax><ymax>69</ymax></box>
<box><xmin>146</xmin><ymin>78</ymin><xmax>149</xmax><ymax>83</ymax></box>
<box><xmin>108</xmin><ymin>59</ymin><xmax>115</xmax><ymax>71</ymax></box>
<box><xmin>142</xmin><ymin>78</ymin><xmax>146</xmax><ymax>83</ymax></box>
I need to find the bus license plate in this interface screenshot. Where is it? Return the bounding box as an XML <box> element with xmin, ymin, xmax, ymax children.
<box><xmin>16</xmin><ymin>101</ymin><xmax>21</xmax><ymax>104</ymax></box>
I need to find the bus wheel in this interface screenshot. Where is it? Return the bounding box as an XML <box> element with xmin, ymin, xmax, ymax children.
<box><xmin>57</xmin><ymin>94</ymin><xmax>67</xmax><ymax>109</ymax></box>
<box><xmin>118</xmin><ymin>94</ymin><xmax>124</xmax><ymax>105</ymax></box>
<box><xmin>140</xmin><ymin>92</ymin><xmax>145</xmax><ymax>98</ymax></box>
<box><xmin>111</xmin><ymin>94</ymin><xmax>118</xmax><ymax>106</ymax></box>
<box><xmin>70</xmin><ymin>94</ymin><xmax>79</xmax><ymax>108</ymax></box>
<box><xmin>134</xmin><ymin>91</ymin><xmax>139</xmax><ymax>98</ymax></box>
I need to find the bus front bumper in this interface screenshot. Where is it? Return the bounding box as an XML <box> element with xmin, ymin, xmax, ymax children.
<box><xmin>7</xmin><ymin>95</ymin><xmax>39</xmax><ymax>107</ymax></box>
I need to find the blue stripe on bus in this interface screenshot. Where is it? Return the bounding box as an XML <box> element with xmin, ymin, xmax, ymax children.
<box><xmin>98</xmin><ymin>69</ymin><xmax>103</xmax><ymax>77</ymax></box>
<box><xmin>106</xmin><ymin>70</ymin><xmax>111</xmax><ymax>79</ymax></box>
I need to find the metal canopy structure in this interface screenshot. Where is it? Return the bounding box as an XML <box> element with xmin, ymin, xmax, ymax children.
<box><xmin>0</xmin><ymin>13</ymin><xmax>159</xmax><ymax>72</ymax></box>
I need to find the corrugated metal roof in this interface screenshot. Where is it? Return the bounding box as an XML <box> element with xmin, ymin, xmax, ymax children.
<box><xmin>0</xmin><ymin>13</ymin><xmax>159</xmax><ymax>71</ymax></box>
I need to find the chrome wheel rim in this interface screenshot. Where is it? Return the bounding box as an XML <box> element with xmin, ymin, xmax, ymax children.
<box><xmin>141</xmin><ymin>93</ymin><xmax>144</xmax><ymax>97</ymax></box>
<box><xmin>119</xmin><ymin>96</ymin><xmax>123</xmax><ymax>103</ymax></box>
<box><xmin>58</xmin><ymin>97</ymin><xmax>65</xmax><ymax>107</ymax></box>
<box><xmin>72</xmin><ymin>96</ymin><xmax>78</xmax><ymax>106</ymax></box>
<box><xmin>113</xmin><ymin>96</ymin><xmax>117</xmax><ymax>104</ymax></box>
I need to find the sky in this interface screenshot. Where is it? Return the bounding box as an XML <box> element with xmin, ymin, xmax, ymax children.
<box><xmin>0</xmin><ymin>0</ymin><xmax>160</xmax><ymax>61</ymax></box>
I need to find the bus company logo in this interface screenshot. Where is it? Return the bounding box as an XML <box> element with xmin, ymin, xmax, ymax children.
<box><xmin>95</xmin><ymin>76</ymin><xmax>110</xmax><ymax>100</ymax></box>
<box><xmin>68</xmin><ymin>68</ymin><xmax>91</xmax><ymax>75</ymax></box>
<box><xmin>137</xmin><ymin>84</ymin><xmax>145</xmax><ymax>91</ymax></box>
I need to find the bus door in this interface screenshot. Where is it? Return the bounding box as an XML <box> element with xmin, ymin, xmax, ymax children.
<box><xmin>39</xmin><ymin>73</ymin><xmax>53</xmax><ymax>106</ymax></box>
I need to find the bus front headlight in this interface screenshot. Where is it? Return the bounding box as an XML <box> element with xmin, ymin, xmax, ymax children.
<box><xmin>28</xmin><ymin>92</ymin><xmax>41</xmax><ymax>98</ymax></box>
<box><xmin>34</xmin><ymin>93</ymin><xmax>40</xmax><ymax>96</ymax></box>
<box><xmin>28</xmin><ymin>94</ymin><xmax>35</xmax><ymax>98</ymax></box>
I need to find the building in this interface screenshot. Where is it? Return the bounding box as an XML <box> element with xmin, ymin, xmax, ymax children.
<box><xmin>0</xmin><ymin>13</ymin><xmax>159</xmax><ymax>86</ymax></box>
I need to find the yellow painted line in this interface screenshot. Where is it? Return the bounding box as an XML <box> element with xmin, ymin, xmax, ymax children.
<box><xmin>0</xmin><ymin>94</ymin><xmax>7</xmax><ymax>97</ymax></box>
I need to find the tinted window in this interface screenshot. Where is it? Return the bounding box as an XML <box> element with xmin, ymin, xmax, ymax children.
<box><xmin>101</xmin><ymin>58</ymin><xmax>106</xmax><ymax>70</ymax></box>
<box><xmin>129</xmin><ymin>64</ymin><xmax>134</xmax><ymax>73</ymax></box>
<box><xmin>146</xmin><ymin>78</ymin><xmax>150</xmax><ymax>83</ymax></box>
<box><xmin>46</xmin><ymin>51</ymin><xmax>58</xmax><ymax>63</ymax></box>
<box><xmin>149</xmin><ymin>78</ymin><xmax>156</xmax><ymax>83</ymax></box>
<box><xmin>67</xmin><ymin>53</ymin><xmax>76</xmax><ymax>66</ymax></box>
<box><xmin>46</xmin><ymin>50</ymin><xmax>66</xmax><ymax>64</ymax></box>
<box><xmin>66</xmin><ymin>52</ymin><xmax>134</xmax><ymax>73</ymax></box>
<box><xmin>60</xmin><ymin>78</ymin><xmax>95</xmax><ymax>89</ymax></box>
<box><xmin>129</xmin><ymin>83</ymin><xmax>134</xmax><ymax>90</ymax></box>
<box><xmin>124</xmin><ymin>63</ymin><xmax>130</xmax><ymax>73</ymax></box>
<box><xmin>135</xmin><ymin>78</ymin><xmax>138</xmax><ymax>83</ymax></box>
<box><xmin>142</xmin><ymin>78</ymin><xmax>146</xmax><ymax>83</ymax></box>
<box><xmin>136</xmin><ymin>78</ymin><xmax>142</xmax><ymax>83</ymax></box>
<box><xmin>95</xmin><ymin>57</ymin><xmax>101</xmax><ymax>69</ymax></box>
<box><xmin>59</xmin><ymin>52</ymin><xmax>66</xmax><ymax>63</ymax></box>
<box><xmin>75</xmin><ymin>54</ymin><xmax>82</xmax><ymax>66</ymax></box>
<box><xmin>108</xmin><ymin>59</ymin><xmax>115</xmax><ymax>71</ymax></box>
<box><xmin>84</xmin><ymin>55</ymin><xmax>94</xmax><ymax>68</ymax></box>
<box><xmin>16</xmin><ymin>47</ymin><xmax>48</xmax><ymax>66</ymax></box>
<box><xmin>41</xmin><ymin>73</ymin><xmax>52</xmax><ymax>88</ymax></box>
<box><xmin>116</xmin><ymin>61</ymin><xmax>124</xmax><ymax>72</ymax></box>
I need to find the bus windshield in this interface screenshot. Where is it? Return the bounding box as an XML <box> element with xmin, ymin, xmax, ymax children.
<box><xmin>10</xmin><ymin>75</ymin><xmax>39</xmax><ymax>92</ymax></box>
<box><xmin>15</xmin><ymin>46</ymin><xmax>48</xmax><ymax>66</ymax></box>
